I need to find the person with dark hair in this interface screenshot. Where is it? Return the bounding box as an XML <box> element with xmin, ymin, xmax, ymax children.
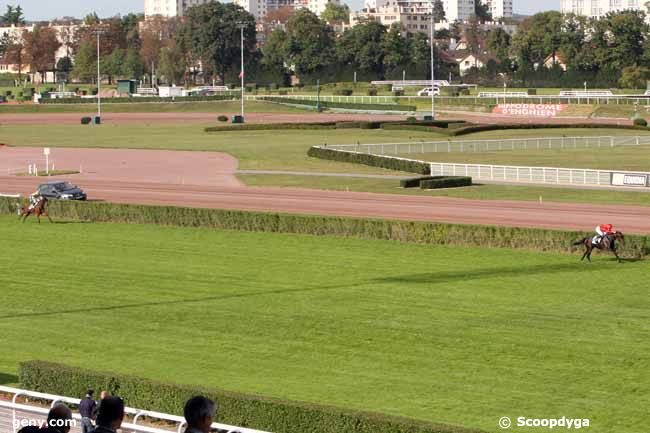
<box><xmin>18</xmin><ymin>403</ymin><xmax>73</xmax><ymax>433</ymax></box>
<box><xmin>183</xmin><ymin>396</ymin><xmax>216</xmax><ymax>433</ymax></box>
<box><xmin>91</xmin><ymin>390</ymin><xmax>110</xmax><ymax>423</ymax></box>
<box><xmin>90</xmin><ymin>396</ymin><xmax>124</xmax><ymax>433</ymax></box>
<box><xmin>79</xmin><ymin>389</ymin><xmax>96</xmax><ymax>433</ymax></box>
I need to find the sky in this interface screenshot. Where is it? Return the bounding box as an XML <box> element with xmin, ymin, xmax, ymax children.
<box><xmin>1</xmin><ymin>0</ymin><xmax>560</xmax><ymax>22</ymax></box>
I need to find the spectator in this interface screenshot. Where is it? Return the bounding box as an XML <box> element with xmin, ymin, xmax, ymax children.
<box><xmin>79</xmin><ymin>389</ymin><xmax>96</xmax><ymax>433</ymax></box>
<box><xmin>92</xmin><ymin>390</ymin><xmax>110</xmax><ymax>421</ymax></box>
<box><xmin>90</xmin><ymin>396</ymin><xmax>124</xmax><ymax>433</ymax></box>
<box><xmin>183</xmin><ymin>396</ymin><xmax>216</xmax><ymax>433</ymax></box>
<box><xmin>18</xmin><ymin>403</ymin><xmax>73</xmax><ymax>433</ymax></box>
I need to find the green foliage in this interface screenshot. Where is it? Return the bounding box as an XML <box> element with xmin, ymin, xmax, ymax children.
<box><xmin>259</xmin><ymin>96</ymin><xmax>415</xmax><ymax>112</ymax></box>
<box><xmin>19</xmin><ymin>361</ymin><xmax>482</xmax><ymax>433</ymax></box>
<box><xmin>1</xmin><ymin>5</ymin><xmax>25</xmax><ymax>25</ymax></box>
<box><xmin>420</xmin><ymin>176</ymin><xmax>472</xmax><ymax>189</ymax></box>
<box><xmin>283</xmin><ymin>10</ymin><xmax>336</xmax><ymax>76</ymax></box>
<box><xmin>321</xmin><ymin>3</ymin><xmax>350</xmax><ymax>24</ymax></box>
<box><xmin>72</xmin><ymin>41</ymin><xmax>97</xmax><ymax>83</ymax></box>
<box><xmin>205</xmin><ymin>121</ymin><xmax>381</xmax><ymax>132</ymax></box>
<box><xmin>41</xmin><ymin>95</ymin><xmax>236</xmax><ymax>104</ymax></box>
<box><xmin>633</xmin><ymin>117</ymin><xmax>648</xmax><ymax>127</ymax></box>
<box><xmin>618</xmin><ymin>66</ymin><xmax>650</xmax><ymax>89</ymax></box>
<box><xmin>308</xmin><ymin>146</ymin><xmax>430</xmax><ymax>174</ymax></box>
<box><xmin>217</xmin><ymin>115</ymin><xmax>229</xmax><ymax>122</ymax></box>
<box><xmin>1</xmin><ymin>197</ymin><xmax>647</xmax><ymax>257</ymax></box>
<box><xmin>333</xmin><ymin>89</ymin><xmax>353</xmax><ymax>96</ymax></box>
<box><xmin>80</xmin><ymin>117</ymin><xmax>92</xmax><ymax>125</ymax></box>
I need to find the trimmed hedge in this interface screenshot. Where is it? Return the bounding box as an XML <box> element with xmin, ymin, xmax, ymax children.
<box><xmin>40</xmin><ymin>95</ymin><xmax>237</xmax><ymax>104</ymax></box>
<box><xmin>420</xmin><ymin>176</ymin><xmax>472</xmax><ymax>189</ymax></box>
<box><xmin>400</xmin><ymin>176</ymin><xmax>471</xmax><ymax>189</ymax></box>
<box><xmin>633</xmin><ymin>117</ymin><xmax>648</xmax><ymax>127</ymax></box>
<box><xmin>19</xmin><ymin>361</ymin><xmax>483</xmax><ymax>433</ymax></box>
<box><xmin>259</xmin><ymin>97</ymin><xmax>416</xmax><ymax>112</ymax></box>
<box><xmin>206</xmin><ymin>121</ymin><xmax>381</xmax><ymax>132</ymax></box>
<box><xmin>308</xmin><ymin>146</ymin><xmax>430</xmax><ymax>174</ymax></box>
<box><xmin>80</xmin><ymin>117</ymin><xmax>92</xmax><ymax>125</ymax></box>
<box><xmin>0</xmin><ymin>197</ymin><xmax>647</xmax><ymax>256</ymax></box>
<box><xmin>444</xmin><ymin>123</ymin><xmax>650</xmax><ymax>137</ymax></box>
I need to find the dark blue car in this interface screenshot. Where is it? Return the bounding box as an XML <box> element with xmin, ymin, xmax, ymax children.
<box><xmin>38</xmin><ymin>181</ymin><xmax>87</xmax><ymax>200</ymax></box>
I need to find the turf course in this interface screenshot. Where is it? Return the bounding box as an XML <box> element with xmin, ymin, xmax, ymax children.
<box><xmin>0</xmin><ymin>216</ymin><xmax>648</xmax><ymax>433</ymax></box>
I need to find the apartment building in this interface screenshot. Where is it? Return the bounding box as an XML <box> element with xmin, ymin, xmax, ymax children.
<box><xmin>144</xmin><ymin>0</ymin><xmax>212</xmax><ymax>18</ymax></box>
<box><xmin>560</xmin><ymin>0</ymin><xmax>645</xmax><ymax>17</ymax></box>
<box><xmin>351</xmin><ymin>0</ymin><xmax>476</xmax><ymax>31</ymax></box>
<box><xmin>234</xmin><ymin>0</ymin><xmax>339</xmax><ymax>20</ymax></box>
<box><xmin>484</xmin><ymin>0</ymin><xmax>513</xmax><ymax>18</ymax></box>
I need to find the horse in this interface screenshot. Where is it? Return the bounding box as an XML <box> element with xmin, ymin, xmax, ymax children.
<box><xmin>18</xmin><ymin>196</ymin><xmax>53</xmax><ymax>224</ymax></box>
<box><xmin>573</xmin><ymin>231</ymin><xmax>624</xmax><ymax>263</ymax></box>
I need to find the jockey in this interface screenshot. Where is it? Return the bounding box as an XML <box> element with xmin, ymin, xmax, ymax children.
<box><xmin>594</xmin><ymin>223</ymin><xmax>614</xmax><ymax>245</ymax></box>
<box><xmin>28</xmin><ymin>190</ymin><xmax>41</xmax><ymax>209</ymax></box>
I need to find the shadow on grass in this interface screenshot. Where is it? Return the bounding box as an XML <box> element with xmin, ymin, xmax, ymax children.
<box><xmin>373</xmin><ymin>261</ymin><xmax>598</xmax><ymax>286</ymax></box>
<box><xmin>0</xmin><ymin>372</ymin><xmax>18</xmax><ymax>385</ymax></box>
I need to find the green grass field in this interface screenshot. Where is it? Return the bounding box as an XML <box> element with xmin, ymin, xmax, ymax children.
<box><xmin>0</xmin><ymin>216</ymin><xmax>647</xmax><ymax>433</ymax></box>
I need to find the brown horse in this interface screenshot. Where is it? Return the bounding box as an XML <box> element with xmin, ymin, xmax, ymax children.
<box><xmin>573</xmin><ymin>231</ymin><xmax>624</xmax><ymax>263</ymax></box>
<box><xmin>19</xmin><ymin>196</ymin><xmax>53</xmax><ymax>224</ymax></box>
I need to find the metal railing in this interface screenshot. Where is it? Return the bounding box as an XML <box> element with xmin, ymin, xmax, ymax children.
<box><xmin>429</xmin><ymin>162</ymin><xmax>650</xmax><ymax>187</ymax></box>
<box><xmin>324</xmin><ymin>136</ymin><xmax>650</xmax><ymax>156</ymax></box>
<box><xmin>0</xmin><ymin>386</ymin><xmax>272</xmax><ymax>433</ymax></box>
<box><xmin>478</xmin><ymin>92</ymin><xmax>528</xmax><ymax>98</ymax></box>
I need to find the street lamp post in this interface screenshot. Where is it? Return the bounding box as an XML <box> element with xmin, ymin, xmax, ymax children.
<box><xmin>429</xmin><ymin>2</ymin><xmax>435</xmax><ymax>120</ymax></box>
<box><xmin>239</xmin><ymin>24</ymin><xmax>245</xmax><ymax>121</ymax></box>
<box><xmin>94</xmin><ymin>29</ymin><xmax>103</xmax><ymax>124</ymax></box>
<box><xmin>316</xmin><ymin>79</ymin><xmax>321</xmax><ymax>112</ymax></box>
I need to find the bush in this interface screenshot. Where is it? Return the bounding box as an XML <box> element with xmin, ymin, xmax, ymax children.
<box><xmin>359</xmin><ymin>121</ymin><xmax>381</xmax><ymax>129</ymax></box>
<box><xmin>259</xmin><ymin>97</ymin><xmax>415</xmax><ymax>112</ymax></box>
<box><xmin>80</xmin><ymin>117</ymin><xmax>92</xmax><ymax>125</ymax></box>
<box><xmin>279</xmin><ymin>90</ymin><xmax>288</xmax><ymax>95</ymax></box>
<box><xmin>367</xmin><ymin>87</ymin><xmax>378</xmax><ymax>96</ymax></box>
<box><xmin>206</xmin><ymin>122</ymin><xmax>338</xmax><ymax>132</ymax></box>
<box><xmin>406</xmin><ymin>116</ymin><xmax>417</xmax><ymax>123</ymax></box>
<box><xmin>41</xmin><ymin>94</ymin><xmax>236</xmax><ymax>104</ymax></box>
<box><xmin>633</xmin><ymin>117</ymin><xmax>647</xmax><ymax>127</ymax></box>
<box><xmin>392</xmin><ymin>89</ymin><xmax>404</xmax><ymax>96</ymax></box>
<box><xmin>333</xmin><ymin>89</ymin><xmax>353</xmax><ymax>96</ymax></box>
<box><xmin>420</xmin><ymin>176</ymin><xmax>472</xmax><ymax>189</ymax></box>
<box><xmin>217</xmin><ymin>115</ymin><xmax>229</xmax><ymax>122</ymax></box>
<box><xmin>0</xmin><ymin>196</ymin><xmax>648</xmax><ymax>256</ymax></box>
<box><xmin>527</xmin><ymin>88</ymin><xmax>537</xmax><ymax>95</ymax></box>
<box><xmin>19</xmin><ymin>361</ymin><xmax>482</xmax><ymax>433</ymax></box>
<box><xmin>308</xmin><ymin>146</ymin><xmax>430</xmax><ymax>174</ymax></box>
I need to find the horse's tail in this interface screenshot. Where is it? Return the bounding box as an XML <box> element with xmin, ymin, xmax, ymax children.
<box><xmin>573</xmin><ymin>237</ymin><xmax>587</xmax><ymax>246</ymax></box>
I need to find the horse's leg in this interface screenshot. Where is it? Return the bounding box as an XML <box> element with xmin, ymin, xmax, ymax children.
<box><xmin>612</xmin><ymin>248</ymin><xmax>621</xmax><ymax>263</ymax></box>
<box><xmin>580</xmin><ymin>245</ymin><xmax>588</xmax><ymax>261</ymax></box>
<box><xmin>36</xmin><ymin>212</ymin><xmax>41</xmax><ymax>224</ymax></box>
<box><xmin>43</xmin><ymin>210</ymin><xmax>53</xmax><ymax>223</ymax></box>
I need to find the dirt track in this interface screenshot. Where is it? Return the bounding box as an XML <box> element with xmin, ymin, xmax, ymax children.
<box><xmin>0</xmin><ymin>111</ymin><xmax>632</xmax><ymax>125</ymax></box>
<box><xmin>1</xmin><ymin>147</ymin><xmax>649</xmax><ymax>234</ymax></box>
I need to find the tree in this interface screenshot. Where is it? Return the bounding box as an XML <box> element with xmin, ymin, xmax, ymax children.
<box><xmin>619</xmin><ymin>66</ymin><xmax>650</xmax><ymax>88</ymax></box>
<box><xmin>3</xmin><ymin>35</ymin><xmax>25</xmax><ymax>82</ymax></box>
<box><xmin>181</xmin><ymin>2</ymin><xmax>256</xmax><ymax>83</ymax></box>
<box><xmin>158</xmin><ymin>41</ymin><xmax>186</xmax><ymax>85</ymax></box>
<box><xmin>84</xmin><ymin>12</ymin><xmax>99</xmax><ymax>25</ymax></box>
<box><xmin>123</xmin><ymin>48</ymin><xmax>144</xmax><ymax>79</ymax></box>
<box><xmin>433</xmin><ymin>0</ymin><xmax>446</xmax><ymax>23</ymax></box>
<box><xmin>282</xmin><ymin>9</ymin><xmax>335</xmax><ymax>76</ymax></box>
<box><xmin>23</xmin><ymin>26</ymin><xmax>61</xmax><ymax>83</ymax></box>
<box><xmin>486</xmin><ymin>28</ymin><xmax>510</xmax><ymax>65</ymax></box>
<box><xmin>72</xmin><ymin>41</ymin><xmax>97</xmax><ymax>82</ymax></box>
<box><xmin>408</xmin><ymin>32</ymin><xmax>431</xmax><ymax>76</ymax></box>
<box><xmin>465</xmin><ymin>16</ymin><xmax>482</xmax><ymax>56</ymax></box>
<box><xmin>101</xmin><ymin>48</ymin><xmax>125</xmax><ymax>84</ymax></box>
<box><xmin>474</xmin><ymin>1</ymin><xmax>492</xmax><ymax>23</ymax></box>
<box><xmin>56</xmin><ymin>57</ymin><xmax>73</xmax><ymax>73</ymax></box>
<box><xmin>321</xmin><ymin>3</ymin><xmax>350</xmax><ymax>25</ymax></box>
<box><xmin>262</xmin><ymin>28</ymin><xmax>288</xmax><ymax>71</ymax></box>
<box><xmin>382</xmin><ymin>24</ymin><xmax>408</xmax><ymax>74</ymax></box>
<box><xmin>1</xmin><ymin>5</ymin><xmax>26</xmax><ymax>26</ymax></box>
<box><xmin>337</xmin><ymin>21</ymin><xmax>387</xmax><ymax>75</ymax></box>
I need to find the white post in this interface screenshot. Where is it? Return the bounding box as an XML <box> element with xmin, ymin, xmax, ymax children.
<box><xmin>45</xmin><ymin>154</ymin><xmax>49</xmax><ymax>175</ymax></box>
<box><xmin>430</xmin><ymin>3</ymin><xmax>435</xmax><ymax>119</ymax></box>
<box><xmin>240</xmin><ymin>24</ymin><xmax>245</xmax><ymax>119</ymax></box>
<box><xmin>96</xmin><ymin>31</ymin><xmax>101</xmax><ymax>121</ymax></box>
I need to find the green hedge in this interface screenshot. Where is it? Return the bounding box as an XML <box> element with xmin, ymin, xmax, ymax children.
<box><xmin>205</xmin><ymin>121</ymin><xmax>381</xmax><ymax>132</ymax></box>
<box><xmin>444</xmin><ymin>123</ymin><xmax>650</xmax><ymax>137</ymax></box>
<box><xmin>259</xmin><ymin>97</ymin><xmax>416</xmax><ymax>112</ymax></box>
<box><xmin>400</xmin><ymin>176</ymin><xmax>471</xmax><ymax>189</ymax></box>
<box><xmin>40</xmin><ymin>95</ymin><xmax>237</xmax><ymax>104</ymax></box>
<box><xmin>420</xmin><ymin>176</ymin><xmax>472</xmax><ymax>189</ymax></box>
<box><xmin>0</xmin><ymin>197</ymin><xmax>647</xmax><ymax>256</ymax></box>
<box><xmin>308</xmin><ymin>146</ymin><xmax>430</xmax><ymax>174</ymax></box>
<box><xmin>19</xmin><ymin>361</ymin><xmax>482</xmax><ymax>433</ymax></box>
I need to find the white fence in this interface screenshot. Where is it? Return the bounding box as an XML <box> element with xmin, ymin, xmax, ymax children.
<box><xmin>478</xmin><ymin>92</ymin><xmax>528</xmax><ymax>98</ymax></box>
<box><xmin>429</xmin><ymin>162</ymin><xmax>650</xmax><ymax>187</ymax></box>
<box><xmin>325</xmin><ymin>136</ymin><xmax>650</xmax><ymax>156</ymax></box>
<box><xmin>0</xmin><ymin>386</ymin><xmax>272</xmax><ymax>433</ymax></box>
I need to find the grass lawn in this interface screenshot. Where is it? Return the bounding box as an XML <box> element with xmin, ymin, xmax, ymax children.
<box><xmin>0</xmin><ymin>216</ymin><xmax>648</xmax><ymax>433</ymax></box>
<box><xmin>0</xmin><ymin>101</ymin><xmax>306</xmax><ymax>114</ymax></box>
<box><xmin>238</xmin><ymin>174</ymin><xmax>650</xmax><ymax>206</ymax></box>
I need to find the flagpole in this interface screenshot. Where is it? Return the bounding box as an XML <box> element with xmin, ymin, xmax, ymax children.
<box><xmin>240</xmin><ymin>24</ymin><xmax>245</xmax><ymax>121</ymax></box>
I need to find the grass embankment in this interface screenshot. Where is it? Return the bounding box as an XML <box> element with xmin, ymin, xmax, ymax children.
<box><xmin>0</xmin><ymin>215</ymin><xmax>648</xmax><ymax>433</ymax></box>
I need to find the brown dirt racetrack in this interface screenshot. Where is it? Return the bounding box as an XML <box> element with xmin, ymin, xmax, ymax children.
<box><xmin>2</xmin><ymin>146</ymin><xmax>650</xmax><ymax>234</ymax></box>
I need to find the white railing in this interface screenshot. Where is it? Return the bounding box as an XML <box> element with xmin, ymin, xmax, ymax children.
<box><xmin>324</xmin><ymin>136</ymin><xmax>650</xmax><ymax>155</ymax></box>
<box><xmin>135</xmin><ymin>88</ymin><xmax>158</xmax><ymax>96</ymax></box>
<box><xmin>429</xmin><ymin>162</ymin><xmax>650</xmax><ymax>187</ymax></box>
<box><xmin>0</xmin><ymin>386</ymin><xmax>271</xmax><ymax>433</ymax></box>
<box><xmin>559</xmin><ymin>90</ymin><xmax>614</xmax><ymax>97</ymax></box>
<box><xmin>370</xmin><ymin>80</ymin><xmax>451</xmax><ymax>87</ymax></box>
<box><xmin>478</xmin><ymin>92</ymin><xmax>528</xmax><ymax>98</ymax></box>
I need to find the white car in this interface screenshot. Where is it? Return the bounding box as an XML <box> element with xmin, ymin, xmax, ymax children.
<box><xmin>417</xmin><ymin>87</ymin><xmax>440</xmax><ymax>96</ymax></box>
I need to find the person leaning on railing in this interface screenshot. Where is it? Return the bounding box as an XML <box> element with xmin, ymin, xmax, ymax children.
<box><xmin>79</xmin><ymin>389</ymin><xmax>97</xmax><ymax>433</ymax></box>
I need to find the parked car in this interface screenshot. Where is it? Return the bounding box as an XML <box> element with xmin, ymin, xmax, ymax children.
<box><xmin>37</xmin><ymin>181</ymin><xmax>87</xmax><ymax>200</ymax></box>
<box><xmin>417</xmin><ymin>87</ymin><xmax>440</xmax><ymax>96</ymax></box>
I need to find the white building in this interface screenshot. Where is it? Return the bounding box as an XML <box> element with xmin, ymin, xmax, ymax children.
<box><xmin>144</xmin><ymin>0</ymin><xmax>212</xmax><ymax>18</ymax></box>
<box><xmin>353</xmin><ymin>0</ymin><xmax>476</xmax><ymax>28</ymax></box>
<box><xmin>560</xmin><ymin>0</ymin><xmax>646</xmax><ymax>17</ymax></box>
<box><xmin>235</xmin><ymin>0</ymin><xmax>339</xmax><ymax>20</ymax></box>
<box><xmin>484</xmin><ymin>0</ymin><xmax>512</xmax><ymax>18</ymax></box>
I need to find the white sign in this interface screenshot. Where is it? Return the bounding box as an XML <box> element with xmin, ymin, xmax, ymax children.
<box><xmin>43</xmin><ymin>147</ymin><xmax>50</xmax><ymax>155</ymax></box>
<box><xmin>611</xmin><ymin>173</ymin><xmax>648</xmax><ymax>187</ymax></box>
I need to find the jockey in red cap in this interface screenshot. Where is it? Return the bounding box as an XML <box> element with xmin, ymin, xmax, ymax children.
<box><xmin>594</xmin><ymin>223</ymin><xmax>614</xmax><ymax>245</ymax></box>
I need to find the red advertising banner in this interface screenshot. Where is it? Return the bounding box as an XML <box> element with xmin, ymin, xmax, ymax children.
<box><xmin>493</xmin><ymin>103</ymin><xmax>568</xmax><ymax>118</ymax></box>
